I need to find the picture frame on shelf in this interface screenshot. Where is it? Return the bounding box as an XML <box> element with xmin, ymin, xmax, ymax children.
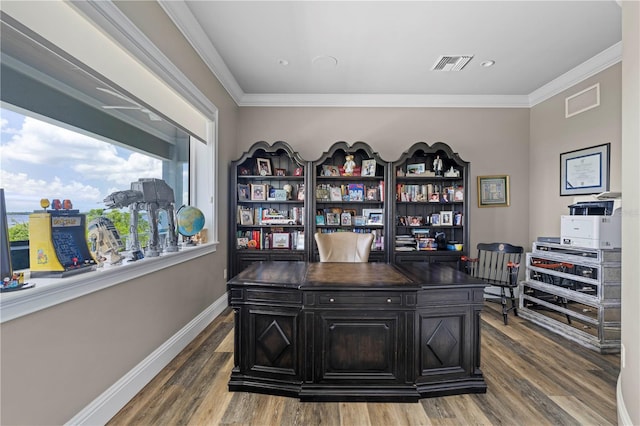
<box><xmin>354</xmin><ymin>215</ymin><xmax>367</xmax><ymax>226</ymax></box>
<box><xmin>275</xmin><ymin>168</ymin><xmax>287</xmax><ymax>177</ymax></box>
<box><xmin>361</xmin><ymin>159</ymin><xmax>377</xmax><ymax>176</ymax></box>
<box><xmin>236</xmin><ymin>237</ymin><xmax>249</xmax><ymax>249</ymax></box>
<box><xmin>478</xmin><ymin>175</ymin><xmax>510</xmax><ymax>207</ymax></box>
<box><xmin>454</xmin><ymin>212</ymin><xmax>463</xmax><ymax>226</ymax></box>
<box><xmin>366</xmin><ymin>186</ymin><xmax>379</xmax><ymax>201</ymax></box>
<box><xmin>453</xmin><ymin>187</ymin><xmax>464</xmax><ymax>201</ymax></box>
<box><xmin>367</xmin><ymin>212</ymin><xmax>383</xmax><ymax>225</ymax></box>
<box><xmin>431</xmin><ymin>213</ymin><xmax>441</xmax><ymax>226</ymax></box>
<box><xmin>256</xmin><ymin>158</ymin><xmax>272</xmax><ymax>176</ymax></box>
<box><xmin>408</xmin><ymin>216</ymin><xmax>423</xmax><ymax>226</ymax></box>
<box><xmin>239</xmin><ymin>209</ymin><xmax>253</xmax><ymax>225</ymax></box>
<box><xmin>341</xmin><ymin>212</ymin><xmax>352</xmax><ymax>226</ymax></box>
<box><xmin>322</xmin><ymin>165</ymin><xmax>340</xmax><ymax>176</ymax></box>
<box><xmin>559</xmin><ymin>143</ymin><xmax>610</xmax><ymax>196</ymax></box>
<box><xmin>330</xmin><ymin>186</ymin><xmax>343</xmax><ymax>201</ymax></box>
<box><xmin>407</xmin><ymin>163</ymin><xmax>426</xmax><ymax>175</ymax></box>
<box><xmin>250</xmin><ymin>184</ymin><xmax>267</xmax><ymax>200</ymax></box>
<box><xmin>296</xmin><ymin>184</ymin><xmax>305</xmax><ymax>201</ymax></box>
<box><xmin>316</xmin><ymin>214</ymin><xmax>326</xmax><ymax>225</ymax></box>
<box><xmin>325</xmin><ymin>212</ymin><xmax>340</xmax><ymax>225</ymax></box>
<box><xmin>294</xmin><ymin>167</ymin><xmax>304</xmax><ymax>176</ymax></box>
<box><xmin>239</xmin><ymin>166</ymin><xmax>250</xmax><ymax>176</ymax></box>
<box><xmin>272</xmin><ymin>233</ymin><xmax>290</xmax><ymax>249</ymax></box>
<box><xmin>237</xmin><ymin>184</ymin><xmax>250</xmax><ymax>201</ymax></box>
<box><xmin>440</xmin><ymin>211</ymin><xmax>453</xmax><ymax>226</ymax></box>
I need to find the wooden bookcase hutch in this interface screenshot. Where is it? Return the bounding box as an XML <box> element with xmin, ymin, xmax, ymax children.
<box><xmin>229</xmin><ymin>141</ymin><xmax>469</xmax><ymax>277</ymax></box>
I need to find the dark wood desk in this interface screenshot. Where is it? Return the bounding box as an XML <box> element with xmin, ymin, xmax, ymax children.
<box><xmin>227</xmin><ymin>262</ymin><xmax>487</xmax><ymax>402</ymax></box>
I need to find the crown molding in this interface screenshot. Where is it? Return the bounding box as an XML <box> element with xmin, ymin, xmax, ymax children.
<box><xmin>238</xmin><ymin>93</ymin><xmax>531</xmax><ymax>108</ymax></box>
<box><xmin>158</xmin><ymin>0</ymin><xmax>244</xmax><ymax>105</ymax></box>
<box><xmin>528</xmin><ymin>42</ymin><xmax>622</xmax><ymax>107</ymax></box>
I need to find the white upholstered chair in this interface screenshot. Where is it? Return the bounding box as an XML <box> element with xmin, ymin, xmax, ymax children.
<box><xmin>314</xmin><ymin>232</ymin><xmax>374</xmax><ymax>262</ymax></box>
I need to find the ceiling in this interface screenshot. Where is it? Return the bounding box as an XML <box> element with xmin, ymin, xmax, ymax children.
<box><xmin>159</xmin><ymin>0</ymin><xmax>622</xmax><ymax>107</ymax></box>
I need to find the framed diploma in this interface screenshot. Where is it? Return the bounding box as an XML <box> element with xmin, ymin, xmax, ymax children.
<box><xmin>560</xmin><ymin>143</ymin><xmax>610</xmax><ymax>196</ymax></box>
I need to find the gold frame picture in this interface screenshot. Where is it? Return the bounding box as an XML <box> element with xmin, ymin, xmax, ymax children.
<box><xmin>478</xmin><ymin>175</ymin><xmax>510</xmax><ymax>207</ymax></box>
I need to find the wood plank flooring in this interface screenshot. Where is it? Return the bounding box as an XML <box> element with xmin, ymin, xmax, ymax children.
<box><xmin>108</xmin><ymin>302</ymin><xmax>619</xmax><ymax>425</ymax></box>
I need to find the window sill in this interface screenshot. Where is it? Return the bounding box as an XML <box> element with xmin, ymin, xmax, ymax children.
<box><xmin>0</xmin><ymin>242</ymin><xmax>217</xmax><ymax>323</ymax></box>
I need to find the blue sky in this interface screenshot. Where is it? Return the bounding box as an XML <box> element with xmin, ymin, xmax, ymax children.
<box><xmin>1</xmin><ymin>107</ymin><xmax>161</xmax><ymax>213</ymax></box>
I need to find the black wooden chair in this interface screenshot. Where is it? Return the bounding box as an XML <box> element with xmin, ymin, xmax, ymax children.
<box><xmin>461</xmin><ymin>242</ymin><xmax>524</xmax><ymax>325</ymax></box>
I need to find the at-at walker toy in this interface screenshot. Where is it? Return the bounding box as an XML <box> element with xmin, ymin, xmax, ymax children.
<box><xmin>104</xmin><ymin>178</ymin><xmax>179</xmax><ymax>259</ymax></box>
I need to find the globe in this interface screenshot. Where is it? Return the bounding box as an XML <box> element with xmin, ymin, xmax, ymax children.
<box><xmin>176</xmin><ymin>205</ymin><xmax>205</xmax><ymax>237</ymax></box>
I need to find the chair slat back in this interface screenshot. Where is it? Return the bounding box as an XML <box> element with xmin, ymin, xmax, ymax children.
<box><xmin>474</xmin><ymin>243</ymin><xmax>524</xmax><ymax>286</ymax></box>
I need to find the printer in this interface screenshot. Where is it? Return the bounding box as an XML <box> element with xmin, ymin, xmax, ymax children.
<box><xmin>560</xmin><ymin>193</ymin><xmax>621</xmax><ymax>249</ymax></box>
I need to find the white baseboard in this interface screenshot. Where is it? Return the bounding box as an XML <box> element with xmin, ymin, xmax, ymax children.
<box><xmin>617</xmin><ymin>373</ymin><xmax>633</xmax><ymax>425</ymax></box>
<box><xmin>65</xmin><ymin>294</ymin><xmax>228</xmax><ymax>426</ymax></box>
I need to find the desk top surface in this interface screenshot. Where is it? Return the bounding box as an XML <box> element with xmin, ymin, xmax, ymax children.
<box><xmin>228</xmin><ymin>261</ymin><xmax>486</xmax><ymax>289</ymax></box>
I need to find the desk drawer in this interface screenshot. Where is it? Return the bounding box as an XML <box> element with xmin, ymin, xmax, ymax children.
<box><xmin>307</xmin><ymin>292</ymin><xmax>408</xmax><ymax>308</ymax></box>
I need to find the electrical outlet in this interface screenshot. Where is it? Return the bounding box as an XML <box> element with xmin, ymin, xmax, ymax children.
<box><xmin>223</xmin><ymin>268</ymin><xmax>227</xmax><ymax>280</ymax></box>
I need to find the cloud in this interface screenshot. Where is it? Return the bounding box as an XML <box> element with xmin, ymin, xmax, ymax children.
<box><xmin>1</xmin><ymin>114</ymin><xmax>162</xmax><ymax>211</ymax></box>
<box><xmin>1</xmin><ymin>170</ymin><xmax>102</xmax><ymax>212</ymax></box>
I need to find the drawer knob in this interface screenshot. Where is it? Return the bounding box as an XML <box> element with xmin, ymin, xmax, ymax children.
<box><xmin>329</xmin><ymin>298</ymin><xmax>335</xmax><ymax>303</ymax></box>
<box><xmin>387</xmin><ymin>298</ymin><xmax>392</xmax><ymax>303</ymax></box>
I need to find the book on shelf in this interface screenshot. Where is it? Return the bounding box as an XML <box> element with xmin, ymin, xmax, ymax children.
<box><xmin>348</xmin><ymin>183</ymin><xmax>364</xmax><ymax>201</ymax></box>
<box><xmin>329</xmin><ymin>186</ymin><xmax>343</xmax><ymax>201</ymax></box>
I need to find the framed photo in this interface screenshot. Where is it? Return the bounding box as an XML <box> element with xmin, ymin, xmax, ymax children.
<box><xmin>330</xmin><ymin>186</ymin><xmax>343</xmax><ymax>201</ymax></box>
<box><xmin>325</xmin><ymin>212</ymin><xmax>340</xmax><ymax>225</ymax></box>
<box><xmin>297</xmin><ymin>183</ymin><xmax>305</xmax><ymax>201</ymax></box>
<box><xmin>454</xmin><ymin>212</ymin><xmax>463</xmax><ymax>226</ymax></box>
<box><xmin>272</xmin><ymin>233</ymin><xmax>290</xmax><ymax>249</ymax></box>
<box><xmin>322</xmin><ymin>165</ymin><xmax>340</xmax><ymax>176</ymax></box>
<box><xmin>237</xmin><ymin>184</ymin><xmax>250</xmax><ymax>201</ymax></box>
<box><xmin>366</xmin><ymin>186</ymin><xmax>379</xmax><ymax>201</ymax></box>
<box><xmin>316</xmin><ymin>214</ymin><xmax>326</xmax><ymax>225</ymax></box>
<box><xmin>250</xmin><ymin>183</ymin><xmax>266</xmax><ymax>200</ymax></box>
<box><xmin>239</xmin><ymin>166</ymin><xmax>250</xmax><ymax>176</ymax></box>
<box><xmin>440</xmin><ymin>211</ymin><xmax>453</xmax><ymax>226</ymax></box>
<box><xmin>361</xmin><ymin>159</ymin><xmax>377</xmax><ymax>176</ymax></box>
<box><xmin>294</xmin><ymin>167</ymin><xmax>304</xmax><ymax>176</ymax></box>
<box><xmin>275</xmin><ymin>168</ymin><xmax>287</xmax><ymax>177</ymax></box>
<box><xmin>341</xmin><ymin>212</ymin><xmax>352</xmax><ymax>226</ymax></box>
<box><xmin>363</xmin><ymin>208</ymin><xmax>384</xmax><ymax>225</ymax></box>
<box><xmin>408</xmin><ymin>216</ymin><xmax>423</xmax><ymax>226</ymax></box>
<box><xmin>239</xmin><ymin>209</ymin><xmax>253</xmax><ymax>225</ymax></box>
<box><xmin>407</xmin><ymin>163</ymin><xmax>426</xmax><ymax>175</ymax></box>
<box><xmin>430</xmin><ymin>213</ymin><xmax>441</xmax><ymax>226</ymax></box>
<box><xmin>560</xmin><ymin>143</ymin><xmax>610</xmax><ymax>196</ymax></box>
<box><xmin>478</xmin><ymin>175</ymin><xmax>510</xmax><ymax>207</ymax></box>
<box><xmin>453</xmin><ymin>187</ymin><xmax>464</xmax><ymax>201</ymax></box>
<box><xmin>256</xmin><ymin>158</ymin><xmax>272</xmax><ymax>176</ymax></box>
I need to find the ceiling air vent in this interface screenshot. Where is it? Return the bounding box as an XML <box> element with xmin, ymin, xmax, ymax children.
<box><xmin>432</xmin><ymin>55</ymin><xmax>474</xmax><ymax>71</ymax></box>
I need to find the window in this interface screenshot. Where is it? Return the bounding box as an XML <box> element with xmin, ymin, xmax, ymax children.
<box><xmin>1</xmin><ymin>105</ymin><xmax>189</xmax><ymax>251</ymax></box>
<box><xmin>0</xmin><ymin>10</ymin><xmax>217</xmax><ymax>321</ymax></box>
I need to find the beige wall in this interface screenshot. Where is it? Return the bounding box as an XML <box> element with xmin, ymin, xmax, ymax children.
<box><xmin>238</xmin><ymin>107</ymin><xmax>531</xmax><ymax>251</ymax></box>
<box><xmin>529</xmin><ymin>64</ymin><xmax>622</xmax><ymax>242</ymax></box>
<box><xmin>620</xmin><ymin>1</ymin><xmax>640</xmax><ymax>424</ymax></box>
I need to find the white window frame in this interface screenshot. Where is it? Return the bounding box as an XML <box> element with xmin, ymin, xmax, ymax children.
<box><xmin>0</xmin><ymin>2</ymin><xmax>219</xmax><ymax>323</ymax></box>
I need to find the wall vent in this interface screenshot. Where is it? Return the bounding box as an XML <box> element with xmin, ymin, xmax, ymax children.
<box><xmin>432</xmin><ymin>55</ymin><xmax>474</xmax><ymax>71</ymax></box>
<box><xmin>566</xmin><ymin>83</ymin><xmax>600</xmax><ymax>118</ymax></box>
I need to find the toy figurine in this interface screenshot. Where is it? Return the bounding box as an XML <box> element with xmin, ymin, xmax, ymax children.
<box><xmin>433</xmin><ymin>155</ymin><xmax>443</xmax><ymax>176</ymax></box>
<box><xmin>343</xmin><ymin>155</ymin><xmax>356</xmax><ymax>176</ymax></box>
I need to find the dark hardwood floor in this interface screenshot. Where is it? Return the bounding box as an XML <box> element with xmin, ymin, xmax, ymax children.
<box><xmin>108</xmin><ymin>302</ymin><xmax>619</xmax><ymax>425</ymax></box>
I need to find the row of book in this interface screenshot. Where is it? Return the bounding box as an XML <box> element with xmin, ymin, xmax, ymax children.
<box><xmin>317</xmin><ymin>228</ymin><xmax>384</xmax><ymax>251</ymax></box>
<box><xmin>396</xmin><ymin>184</ymin><xmax>463</xmax><ymax>203</ymax></box>
<box><xmin>237</xmin><ymin>183</ymin><xmax>305</xmax><ymax>201</ymax></box>
<box><xmin>316</xmin><ymin>181</ymin><xmax>384</xmax><ymax>202</ymax></box>
<box><xmin>236</xmin><ymin>206</ymin><xmax>304</xmax><ymax>226</ymax></box>
<box><xmin>236</xmin><ymin>229</ymin><xmax>305</xmax><ymax>250</ymax></box>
